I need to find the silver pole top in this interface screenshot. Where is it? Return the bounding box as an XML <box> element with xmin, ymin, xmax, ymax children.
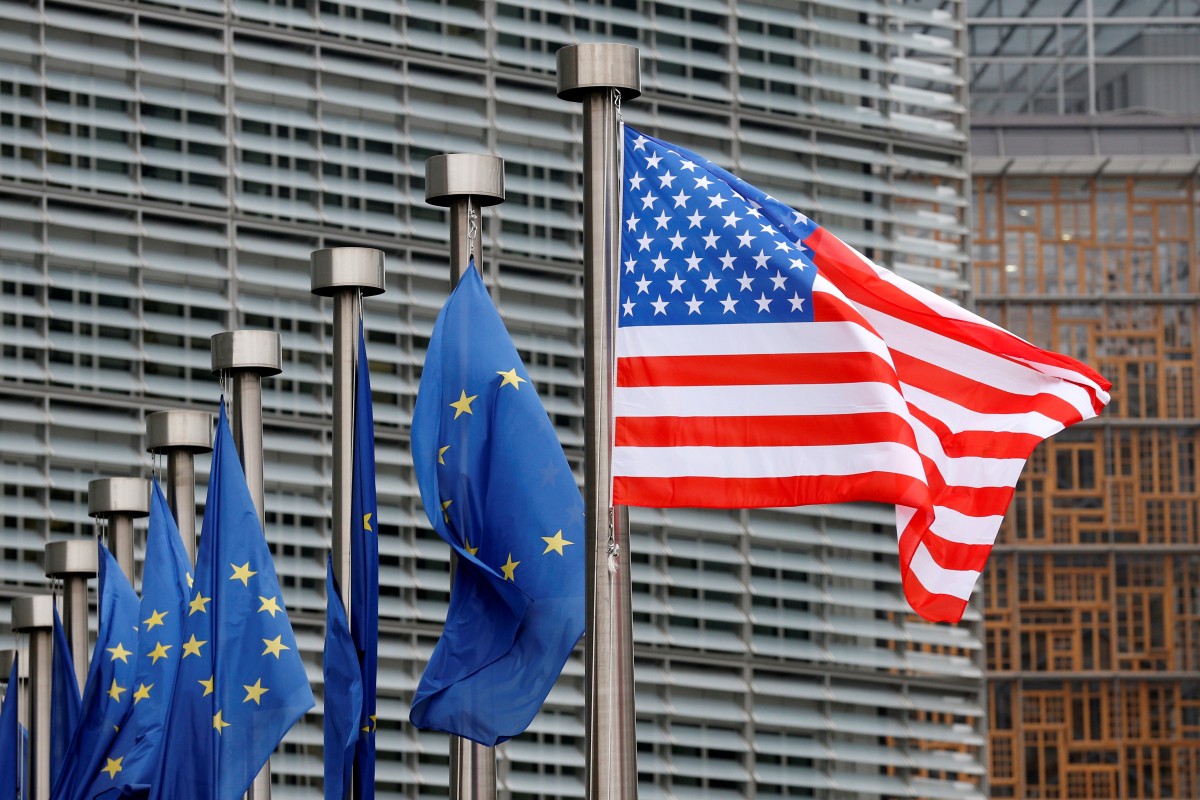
<box><xmin>424</xmin><ymin>154</ymin><xmax>506</xmax><ymax>207</ymax></box>
<box><xmin>43</xmin><ymin>540</ymin><xmax>97</xmax><ymax>578</ymax></box>
<box><xmin>310</xmin><ymin>248</ymin><xmax>387</xmax><ymax>297</ymax></box>
<box><xmin>146</xmin><ymin>409</ymin><xmax>213</xmax><ymax>454</ymax></box>
<box><xmin>556</xmin><ymin>43</ymin><xmax>642</xmax><ymax>102</ymax></box>
<box><xmin>211</xmin><ymin>330</ymin><xmax>282</xmax><ymax>376</ymax></box>
<box><xmin>87</xmin><ymin>477</ymin><xmax>150</xmax><ymax>519</ymax></box>
<box><xmin>11</xmin><ymin>595</ymin><xmax>55</xmax><ymax>631</ymax></box>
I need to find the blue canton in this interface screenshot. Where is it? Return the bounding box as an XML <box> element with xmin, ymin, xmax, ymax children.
<box><xmin>619</xmin><ymin>127</ymin><xmax>818</xmax><ymax>328</ymax></box>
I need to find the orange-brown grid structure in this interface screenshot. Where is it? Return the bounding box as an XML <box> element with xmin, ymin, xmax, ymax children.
<box><xmin>973</xmin><ymin>173</ymin><xmax>1200</xmax><ymax>799</ymax></box>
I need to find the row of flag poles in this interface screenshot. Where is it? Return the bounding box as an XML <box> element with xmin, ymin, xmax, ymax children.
<box><xmin>1</xmin><ymin>40</ymin><xmax>1112</xmax><ymax>800</ymax></box>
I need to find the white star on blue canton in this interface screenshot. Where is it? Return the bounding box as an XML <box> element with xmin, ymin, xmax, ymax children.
<box><xmin>618</xmin><ymin>128</ymin><xmax>817</xmax><ymax>330</ymax></box>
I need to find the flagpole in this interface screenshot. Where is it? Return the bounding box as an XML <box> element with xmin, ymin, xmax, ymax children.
<box><xmin>42</xmin><ymin>541</ymin><xmax>96</xmax><ymax>689</ymax></box>
<box><xmin>309</xmin><ymin>247</ymin><xmax>385</xmax><ymax>799</ymax></box>
<box><xmin>424</xmin><ymin>152</ymin><xmax>505</xmax><ymax>800</ymax></box>
<box><xmin>12</xmin><ymin>595</ymin><xmax>54</xmax><ymax>800</ymax></box>
<box><xmin>555</xmin><ymin>43</ymin><xmax>642</xmax><ymax>800</ymax></box>
<box><xmin>87</xmin><ymin>477</ymin><xmax>150</xmax><ymax>581</ymax></box>
<box><xmin>211</xmin><ymin>329</ymin><xmax>282</xmax><ymax>800</ymax></box>
<box><xmin>309</xmin><ymin>248</ymin><xmax>385</xmax><ymax>612</ymax></box>
<box><xmin>146</xmin><ymin>409</ymin><xmax>214</xmax><ymax>565</ymax></box>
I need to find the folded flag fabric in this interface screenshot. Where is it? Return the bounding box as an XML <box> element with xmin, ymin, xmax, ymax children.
<box><xmin>615</xmin><ymin>126</ymin><xmax>1111</xmax><ymax>623</ymax></box>
<box><xmin>80</xmin><ymin>481</ymin><xmax>192</xmax><ymax>800</ymax></box>
<box><xmin>50</xmin><ymin>605</ymin><xmax>80</xmax><ymax>788</ymax></box>
<box><xmin>410</xmin><ymin>261</ymin><xmax>585</xmax><ymax>745</ymax></box>
<box><xmin>349</xmin><ymin>323</ymin><xmax>378</xmax><ymax>798</ymax></box>
<box><xmin>322</xmin><ymin>559</ymin><xmax>363</xmax><ymax>800</ymax></box>
<box><xmin>1</xmin><ymin>658</ymin><xmax>18</xmax><ymax>800</ymax></box>
<box><xmin>147</xmin><ymin>400</ymin><xmax>314</xmax><ymax>800</ymax></box>
<box><xmin>51</xmin><ymin>542</ymin><xmax>140</xmax><ymax>800</ymax></box>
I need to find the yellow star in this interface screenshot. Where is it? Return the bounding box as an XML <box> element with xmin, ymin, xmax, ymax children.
<box><xmin>464</xmin><ymin>539</ymin><xmax>479</xmax><ymax>557</ymax></box>
<box><xmin>261</xmin><ymin>635</ymin><xmax>290</xmax><ymax>659</ymax></box>
<box><xmin>198</xmin><ymin>675</ymin><xmax>214</xmax><ymax>697</ymax></box>
<box><xmin>186</xmin><ymin>572</ymin><xmax>194</xmax><ymax>589</ymax></box>
<box><xmin>182</xmin><ymin>634</ymin><xmax>207</xmax><ymax>658</ymax></box>
<box><xmin>147</xmin><ymin>642</ymin><xmax>171</xmax><ymax>665</ymax></box>
<box><xmin>133</xmin><ymin>683</ymin><xmax>153</xmax><ymax>704</ymax></box>
<box><xmin>212</xmin><ymin>710</ymin><xmax>231</xmax><ymax>734</ymax></box>
<box><xmin>496</xmin><ymin>368</ymin><xmax>527</xmax><ymax>390</ymax></box>
<box><xmin>106</xmin><ymin>642</ymin><xmax>132</xmax><ymax>663</ymax></box>
<box><xmin>541</xmin><ymin>530</ymin><xmax>574</xmax><ymax>556</ymax></box>
<box><xmin>370</xmin><ymin>714</ymin><xmax>377</xmax><ymax>731</ymax></box>
<box><xmin>501</xmin><ymin>553</ymin><xmax>519</xmax><ymax>582</ymax></box>
<box><xmin>189</xmin><ymin>592</ymin><xmax>211</xmax><ymax>616</ymax></box>
<box><xmin>106</xmin><ymin>678</ymin><xmax>127</xmax><ymax>702</ymax></box>
<box><xmin>142</xmin><ymin>610</ymin><xmax>168</xmax><ymax>630</ymax></box>
<box><xmin>438</xmin><ymin>445</ymin><xmax>450</xmax><ymax>465</ymax></box>
<box><xmin>363</xmin><ymin>512</ymin><xmax>373</xmax><ymax>532</ymax></box>
<box><xmin>441</xmin><ymin>499</ymin><xmax>453</xmax><ymax>523</ymax></box>
<box><xmin>258</xmin><ymin>596</ymin><xmax>282</xmax><ymax>618</ymax></box>
<box><xmin>449</xmin><ymin>389</ymin><xmax>477</xmax><ymax>419</ymax></box>
<box><xmin>243</xmin><ymin>678</ymin><xmax>269</xmax><ymax>705</ymax></box>
<box><xmin>100</xmin><ymin>756</ymin><xmax>123</xmax><ymax>779</ymax></box>
<box><xmin>229</xmin><ymin>562</ymin><xmax>257</xmax><ymax>586</ymax></box>
<box><xmin>360</xmin><ymin>714</ymin><xmax>377</xmax><ymax>734</ymax></box>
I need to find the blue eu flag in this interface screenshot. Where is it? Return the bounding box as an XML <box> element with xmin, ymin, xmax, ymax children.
<box><xmin>51</xmin><ymin>542</ymin><xmax>140</xmax><ymax>800</ymax></box>
<box><xmin>50</xmin><ymin>605</ymin><xmax>80</xmax><ymax>786</ymax></box>
<box><xmin>1</xmin><ymin>658</ymin><xmax>18</xmax><ymax>800</ymax></box>
<box><xmin>409</xmin><ymin>262</ymin><xmax>585</xmax><ymax>746</ymax></box>
<box><xmin>148</xmin><ymin>401</ymin><xmax>314</xmax><ymax>800</ymax></box>
<box><xmin>81</xmin><ymin>481</ymin><xmax>192</xmax><ymax>799</ymax></box>
<box><xmin>350</xmin><ymin>322</ymin><xmax>378</xmax><ymax>796</ymax></box>
<box><xmin>322</xmin><ymin>559</ymin><xmax>362</xmax><ymax>800</ymax></box>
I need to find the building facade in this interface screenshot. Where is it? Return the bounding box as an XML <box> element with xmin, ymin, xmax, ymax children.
<box><xmin>968</xmin><ymin>0</ymin><xmax>1200</xmax><ymax>796</ymax></box>
<box><xmin>1</xmin><ymin>0</ymin><xmax>985</xmax><ymax>797</ymax></box>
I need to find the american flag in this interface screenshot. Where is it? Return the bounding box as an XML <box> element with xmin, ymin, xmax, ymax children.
<box><xmin>614</xmin><ymin>127</ymin><xmax>1111</xmax><ymax>623</ymax></box>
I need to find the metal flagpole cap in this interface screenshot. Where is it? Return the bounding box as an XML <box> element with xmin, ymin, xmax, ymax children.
<box><xmin>87</xmin><ymin>477</ymin><xmax>150</xmax><ymax>519</ymax></box>
<box><xmin>310</xmin><ymin>248</ymin><xmax>386</xmax><ymax>297</ymax></box>
<box><xmin>43</xmin><ymin>540</ymin><xmax>97</xmax><ymax>578</ymax></box>
<box><xmin>556</xmin><ymin>43</ymin><xmax>642</xmax><ymax>102</ymax></box>
<box><xmin>424</xmin><ymin>154</ymin><xmax>506</xmax><ymax>207</ymax></box>
<box><xmin>210</xmin><ymin>330</ymin><xmax>282</xmax><ymax>376</ymax></box>
<box><xmin>11</xmin><ymin>595</ymin><xmax>55</xmax><ymax>632</ymax></box>
<box><xmin>146</xmin><ymin>409</ymin><xmax>213</xmax><ymax>454</ymax></box>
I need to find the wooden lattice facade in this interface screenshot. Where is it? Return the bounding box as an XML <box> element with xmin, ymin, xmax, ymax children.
<box><xmin>972</xmin><ymin>174</ymin><xmax>1200</xmax><ymax>799</ymax></box>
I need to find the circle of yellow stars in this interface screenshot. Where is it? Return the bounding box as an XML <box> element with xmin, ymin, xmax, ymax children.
<box><xmin>438</xmin><ymin>366</ymin><xmax>575</xmax><ymax>584</ymax></box>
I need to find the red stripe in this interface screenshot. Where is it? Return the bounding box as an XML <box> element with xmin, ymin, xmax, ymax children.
<box><xmin>895</xmin><ymin>516</ymin><xmax>976</xmax><ymax>623</ymax></box>
<box><xmin>617</xmin><ymin>352</ymin><xmax>898</xmax><ymax>389</ymax></box>
<box><xmin>909</xmin><ymin>406</ymin><xmax>1045</xmax><ymax>461</ymax></box>
<box><xmin>892</xmin><ymin>351</ymin><xmax>1085</xmax><ymax>424</ymax></box>
<box><xmin>615</xmin><ymin>412</ymin><xmax>916</xmax><ymax>449</ymax></box>
<box><xmin>614</xmin><ymin>472</ymin><xmax>931</xmax><ymax>511</ymax></box>
<box><xmin>920</xmin><ymin>451</ymin><xmax>1017</xmax><ymax>518</ymax></box>
<box><xmin>806</xmin><ymin>228</ymin><xmax>1111</xmax><ymax>403</ymax></box>
<box><xmin>918</xmin><ymin>529</ymin><xmax>994</xmax><ymax>574</ymax></box>
<box><xmin>900</xmin><ymin>573</ymin><xmax>970</xmax><ymax>624</ymax></box>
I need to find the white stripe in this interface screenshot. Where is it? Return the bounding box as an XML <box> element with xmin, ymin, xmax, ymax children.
<box><xmin>1011</xmin><ymin>355</ymin><xmax>1110</xmax><ymax>406</ymax></box>
<box><xmin>902</xmin><ymin>383</ymin><xmax>1067</xmax><ymax>439</ymax></box>
<box><xmin>928</xmin><ymin>506</ymin><xmax>1004</xmax><ymax>546</ymax></box>
<box><xmin>906</xmin><ymin>542</ymin><xmax>980</xmax><ymax>601</ymax></box>
<box><xmin>612</xmin><ymin>442</ymin><xmax>927</xmax><ymax>482</ymax></box>
<box><xmin>844</xmin><ymin>242</ymin><xmax>1010</xmax><ymax>332</ymax></box>
<box><xmin>858</xmin><ymin>307</ymin><xmax>1098</xmax><ymax>420</ymax></box>
<box><xmin>616</xmin><ymin>320</ymin><xmax>890</xmax><ymax>362</ymax></box>
<box><xmin>907</xmin><ymin>412</ymin><xmax>1029</xmax><ymax>488</ymax></box>
<box><xmin>615</xmin><ymin>382</ymin><xmax>909</xmax><ymax>419</ymax></box>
